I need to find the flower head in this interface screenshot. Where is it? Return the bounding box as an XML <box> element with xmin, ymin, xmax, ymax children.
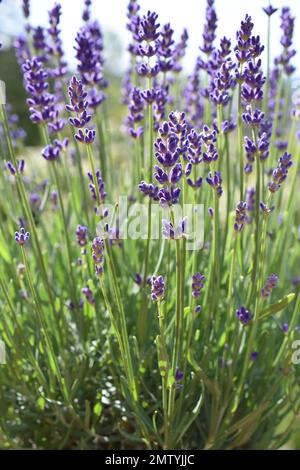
<box><xmin>151</xmin><ymin>275</ymin><xmax>165</xmax><ymax>302</ymax></box>
<box><xmin>236</xmin><ymin>306</ymin><xmax>253</xmax><ymax>325</ymax></box>
<box><xmin>261</xmin><ymin>274</ymin><xmax>278</xmax><ymax>298</ymax></box>
<box><xmin>234</xmin><ymin>201</ymin><xmax>247</xmax><ymax>232</ymax></box>
<box><xmin>15</xmin><ymin>227</ymin><xmax>30</xmax><ymax>246</ymax></box>
<box><xmin>268</xmin><ymin>152</ymin><xmax>292</xmax><ymax>193</ymax></box>
<box><xmin>91</xmin><ymin>237</ymin><xmax>105</xmax><ymax>276</ymax></box>
<box><xmin>263</xmin><ymin>5</ymin><xmax>278</xmax><ymax>17</ymax></box>
<box><xmin>76</xmin><ymin>225</ymin><xmax>88</xmax><ymax>247</ymax></box>
<box><xmin>192</xmin><ymin>273</ymin><xmax>206</xmax><ymax>298</ymax></box>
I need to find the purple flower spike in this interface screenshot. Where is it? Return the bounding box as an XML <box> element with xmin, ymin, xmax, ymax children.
<box><xmin>206</xmin><ymin>171</ymin><xmax>223</xmax><ymax>197</ymax></box>
<box><xmin>22</xmin><ymin>0</ymin><xmax>30</xmax><ymax>19</ymax></box>
<box><xmin>82</xmin><ymin>0</ymin><xmax>92</xmax><ymax>22</ymax></box>
<box><xmin>139</xmin><ymin>11</ymin><xmax>160</xmax><ymax>42</ymax></box>
<box><xmin>15</xmin><ymin>227</ymin><xmax>30</xmax><ymax>246</ymax></box>
<box><xmin>268</xmin><ymin>152</ymin><xmax>292</xmax><ymax>193</ymax></box>
<box><xmin>234</xmin><ymin>201</ymin><xmax>247</xmax><ymax>232</ymax></box>
<box><xmin>282</xmin><ymin>323</ymin><xmax>289</xmax><ymax>333</ymax></box>
<box><xmin>192</xmin><ymin>273</ymin><xmax>206</xmax><ymax>298</ymax></box>
<box><xmin>151</xmin><ymin>275</ymin><xmax>165</xmax><ymax>302</ymax></box>
<box><xmin>261</xmin><ymin>274</ymin><xmax>278</xmax><ymax>298</ymax></box>
<box><xmin>250</xmin><ymin>352</ymin><xmax>259</xmax><ymax>361</ymax></box>
<box><xmin>42</xmin><ymin>142</ymin><xmax>61</xmax><ymax>161</ymax></box>
<box><xmin>92</xmin><ymin>237</ymin><xmax>105</xmax><ymax>277</ymax></box>
<box><xmin>67</xmin><ymin>76</ymin><xmax>96</xmax><ymax>143</ymax></box>
<box><xmin>76</xmin><ymin>225</ymin><xmax>88</xmax><ymax>247</ymax></box>
<box><xmin>200</xmin><ymin>0</ymin><xmax>218</xmax><ymax>56</ymax></box>
<box><xmin>236</xmin><ymin>306</ymin><xmax>253</xmax><ymax>325</ymax></box>
<box><xmin>87</xmin><ymin>169</ymin><xmax>106</xmax><ymax>202</ymax></box>
<box><xmin>82</xmin><ymin>285</ymin><xmax>95</xmax><ymax>306</ymax></box>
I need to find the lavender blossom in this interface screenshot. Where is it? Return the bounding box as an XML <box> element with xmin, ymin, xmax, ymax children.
<box><xmin>47</xmin><ymin>3</ymin><xmax>67</xmax><ymax>79</ymax></box>
<box><xmin>192</xmin><ymin>273</ymin><xmax>206</xmax><ymax>298</ymax></box>
<box><xmin>268</xmin><ymin>152</ymin><xmax>292</xmax><ymax>193</ymax></box>
<box><xmin>200</xmin><ymin>0</ymin><xmax>218</xmax><ymax>56</ymax></box>
<box><xmin>206</xmin><ymin>171</ymin><xmax>223</xmax><ymax>197</ymax></box>
<box><xmin>87</xmin><ymin>169</ymin><xmax>106</xmax><ymax>202</ymax></box>
<box><xmin>6</xmin><ymin>160</ymin><xmax>25</xmax><ymax>175</ymax></box>
<box><xmin>15</xmin><ymin>227</ymin><xmax>30</xmax><ymax>246</ymax></box>
<box><xmin>82</xmin><ymin>285</ymin><xmax>95</xmax><ymax>305</ymax></box>
<box><xmin>261</xmin><ymin>274</ymin><xmax>278</xmax><ymax>298</ymax></box>
<box><xmin>150</xmin><ymin>275</ymin><xmax>165</xmax><ymax>302</ymax></box>
<box><xmin>236</xmin><ymin>306</ymin><xmax>253</xmax><ymax>325</ymax></box>
<box><xmin>75</xmin><ymin>21</ymin><xmax>107</xmax><ymax>107</ymax></box>
<box><xmin>246</xmin><ymin>187</ymin><xmax>255</xmax><ymax>223</ymax></box>
<box><xmin>22</xmin><ymin>0</ymin><xmax>30</xmax><ymax>19</ymax></box>
<box><xmin>66</xmin><ymin>76</ymin><xmax>95</xmax><ymax>144</ymax></box>
<box><xmin>82</xmin><ymin>0</ymin><xmax>92</xmax><ymax>22</ymax></box>
<box><xmin>76</xmin><ymin>225</ymin><xmax>88</xmax><ymax>247</ymax></box>
<box><xmin>173</xmin><ymin>28</ymin><xmax>188</xmax><ymax>72</ymax></box>
<box><xmin>91</xmin><ymin>237</ymin><xmax>105</xmax><ymax>277</ymax></box>
<box><xmin>126</xmin><ymin>87</ymin><xmax>144</xmax><ymax>138</ymax></box>
<box><xmin>263</xmin><ymin>5</ymin><xmax>278</xmax><ymax>17</ymax></box>
<box><xmin>234</xmin><ymin>201</ymin><xmax>247</xmax><ymax>232</ymax></box>
<box><xmin>275</xmin><ymin>7</ymin><xmax>296</xmax><ymax>75</ymax></box>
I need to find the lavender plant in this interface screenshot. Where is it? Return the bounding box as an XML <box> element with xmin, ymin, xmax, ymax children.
<box><xmin>0</xmin><ymin>0</ymin><xmax>299</xmax><ymax>450</ymax></box>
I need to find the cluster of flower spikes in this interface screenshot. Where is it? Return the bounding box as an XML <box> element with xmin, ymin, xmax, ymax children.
<box><xmin>22</xmin><ymin>56</ymin><xmax>66</xmax><ymax>139</ymax></box>
<box><xmin>139</xmin><ymin>112</ymin><xmax>187</xmax><ymax>206</ymax></box>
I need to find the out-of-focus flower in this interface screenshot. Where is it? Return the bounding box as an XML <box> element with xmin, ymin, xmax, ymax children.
<box><xmin>192</xmin><ymin>272</ymin><xmax>206</xmax><ymax>298</ymax></box>
<box><xmin>92</xmin><ymin>237</ymin><xmax>105</xmax><ymax>276</ymax></box>
<box><xmin>236</xmin><ymin>306</ymin><xmax>253</xmax><ymax>325</ymax></box>
<box><xmin>261</xmin><ymin>274</ymin><xmax>278</xmax><ymax>298</ymax></box>
<box><xmin>234</xmin><ymin>201</ymin><xmax>247</xmax><ymax>232</ymax></box>
<box><xmin>268</xmin><ymin>152</ymin><xmax>292</xmax><ymax>193</ymax></box>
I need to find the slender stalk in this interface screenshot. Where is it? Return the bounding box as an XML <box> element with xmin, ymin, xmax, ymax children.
<box><xmin>21</xmin><ymin>245</ymin><xmax>70</xmax><ymax>404</ymax></box>
<box><xmin>237</xmin><ymin>66</ymin><xmax>244</xmax><ymax>201</ymax></box>
<box><xmin>0</xmin><ymin>105</ymin><xmax>57</xmax><ymax>319</ymax></box>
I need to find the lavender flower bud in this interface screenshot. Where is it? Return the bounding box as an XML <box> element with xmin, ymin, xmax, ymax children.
<box><xmin>236</xmin><ymin>306</ymin><xmax>253</xmax><ymax>325</ymax></box>
<box><xmin>150</xmin><ymin>275</ymin><xmax>165</xmax><ymax>302</ymax></box>
<box><xmin>192</xmin><ymin>273</ymin><xmax>206</xmax><ymax>298</ymax></box>
<box><xmin>82</xmin><ymin>285</ymin><xmax>95</xmax><ymax>305</ymax></box>
<box><xmin>76</xmin><ymin>225</ymin><xmax>88</xmax><ymax>247</ymax></box>
<box><xmin>15</xmin><ymin>227</ymin><xmax>30</xmax><ymax>246</ymax></box>
<box><xmin>261</xmin><ymin>274</ymin><xmax>278</xmax><ymax>298</ymax></box>
<box><xmin>234</xmin><ymin>201</ymin><xmax>247</xmax><ymax>232</ymax></box>
<box><xmin>91</xmin><ymin>237</ymin><xmax>105</xmax><ymax>276</ymax></box>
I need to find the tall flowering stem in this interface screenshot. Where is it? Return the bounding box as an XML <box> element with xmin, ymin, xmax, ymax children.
<box><xmin>0</xmin><ymin>104</ymin><xmax>58</xmax><ymax>320</ymax></box>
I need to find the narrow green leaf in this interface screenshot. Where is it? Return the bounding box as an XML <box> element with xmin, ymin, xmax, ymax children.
<box><xmin>258</xmin><ymin>293</ymin><xmax>295</xmax><ymax>321</ymax></box>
